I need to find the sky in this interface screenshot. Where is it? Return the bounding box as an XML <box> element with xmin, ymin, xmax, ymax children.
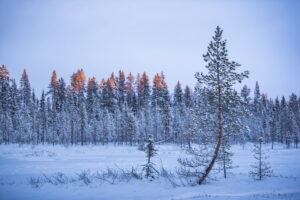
<box><xmin>0</xmin><ymin>0</ymin><xmax>299</xmax><ymax>98</ymax></box>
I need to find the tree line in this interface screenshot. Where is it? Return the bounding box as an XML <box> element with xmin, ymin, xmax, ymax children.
<box><xmin>0</xmin><ymin>65</ymin><xmax>298</xmax><ymax>148</ymax></box>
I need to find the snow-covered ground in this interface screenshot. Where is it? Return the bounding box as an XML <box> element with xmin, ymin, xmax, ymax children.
<box><xmin>0</xmin><ymin>144</ymin><xmax>299</xmax><ymax>200</ymax></box>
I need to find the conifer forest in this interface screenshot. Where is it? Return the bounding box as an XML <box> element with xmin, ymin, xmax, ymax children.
<box><xmin>0</xmin><ymin>50</ymin><xmax>299</xmax><ymax>148</ymax></box>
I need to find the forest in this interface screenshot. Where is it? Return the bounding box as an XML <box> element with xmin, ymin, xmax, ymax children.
<box><xmin>0</xmin><ymin>59</ymin><xmax>299</xmax><ymax>149</ymax></box>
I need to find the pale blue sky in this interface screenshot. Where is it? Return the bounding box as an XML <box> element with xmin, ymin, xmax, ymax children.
<box><xmin>0</xmin><ymin>0</ymin><xmax>299</xmax><ymax>98</ymax></box>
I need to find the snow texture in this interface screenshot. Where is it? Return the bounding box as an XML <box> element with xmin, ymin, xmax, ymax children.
<box><xmin>0</xmin><ymin>144</ymin><xmax>299</xmax><ymax>200</ymax></box>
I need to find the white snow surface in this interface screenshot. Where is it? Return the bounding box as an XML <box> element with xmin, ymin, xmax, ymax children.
<box><xmin>0</xmin><ymin>143</ymin><xmax>299</xmax><ymax>200</ymax></box>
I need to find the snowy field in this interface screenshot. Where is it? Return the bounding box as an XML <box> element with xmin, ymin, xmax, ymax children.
<box><xmin>0</xmin><ymin>144</ymin><xmax>299</xmax><ymax>200</ymax></box>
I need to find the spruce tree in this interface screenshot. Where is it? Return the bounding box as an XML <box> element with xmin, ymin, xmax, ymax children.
<box><xmin>280</xmin><ymin>97</ymin><xmax>290</xmax><ymax>147</ymax></box>
<box><xmin>124</xmin><ymin>104</ymin><xmax>138</xmax><ymax>145</ymax></box>
<box><xmin>117</xmin><ymin>71</ymin><xmax>126</xmax><ymax>108</ymax></box>
<box><xmin>39</xmin><ymin>91</ymin><xmax>48</xmax><ymax>144</ymax></box>
<box><xmin>0</xmin><ymin>65</ymin><xmax>11</xmax><ymax>144</ymax></box>
<box><xmin>184</xmin><ymin>86</ymin><xmax>193</xmax><ymax>108</ymax></box>
<box><xmin>142</xmin><ymin>135</ymin><xmax>158</xmax><ymax>180</ymax></box>
<box><xmin>20</xmin><ymin>69</ymin><xmax>32</xmax><ymax>107</ymax></box>
<box><xmin>289</xmin><ymin>94</ymin><xmax>300</xmax><ymax>148</ymax></box>
<box><xmin>9</xmin><ymin>79</ymin><xmax>21</xmax><ymax>143</ymax></box>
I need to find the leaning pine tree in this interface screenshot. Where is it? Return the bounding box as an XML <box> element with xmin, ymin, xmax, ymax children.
<box><xmin>182</xmin><ymin>26</ymin><xmax>249</xmax><ymax>185</ymax></box>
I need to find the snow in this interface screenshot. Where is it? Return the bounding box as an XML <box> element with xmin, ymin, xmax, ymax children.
<box><xmin>0</xmin><ymin>144</ymin><xmax>299</xmax><ymax>200</ymax></box>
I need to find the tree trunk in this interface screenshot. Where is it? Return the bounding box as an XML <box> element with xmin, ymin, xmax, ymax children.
<box><xmin>259</xmin><ymin>140</ymin><xmax>262</xmax><ymax>180</ymax></box>
<box><xmin>81</xmin><ymin>123</ymin><xmax>84</xmax><ymax>146</ymax></box>
<box><xmin>223</xmin><ymin>145</ymin><xmax>227</xmax><ymax>178</ymax></box>
<box><xmin>198</xmin><ymin>67</ymin><xmax>223</xmax><ymax>185</ymax></box>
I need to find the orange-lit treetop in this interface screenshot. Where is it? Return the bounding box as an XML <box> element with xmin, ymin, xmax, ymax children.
<box><xmin>107</xmin><ymin>73</ymin><xmax>117</xmax><ymax>90</ymax></box>
<box><xmin>0</xmin><ymin>65</ymin><xmax>9</xmax><ymax>80</ymax></box>
<box><xmin>51</xmin><ymin>70</ymin><xmax>59</xmax><ymax>88</ymax></box>
<box><xmin>126</xmin><ymin>72</ymin><xmax>134</xmax><ymax>92</ymax></box>
<box><xmin>71</xmin><ymin>69</ymin><xmax>86</xmax><ymax>92</ymax></box>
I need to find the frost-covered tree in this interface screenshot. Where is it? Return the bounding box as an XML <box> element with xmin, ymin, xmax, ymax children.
<box><xmin>101</xmin><ymin>108</ymin><xmax>114</xmax><ymax>144</ymax></box>
<box><xmin>20</xmin><ymin>69</ymin><xmax>32</xmax><ymax>107</ymax></box>
<box><xmin>9</xmin><ymin>79</ymin><xmax>21</xmax><ymax>143</ymax></box>
<box><xmin>117</xmin><ymin>71</ymin><xmax>126</xmax><ymax>108</ymax></box>
<box><xmin>241</xmin><ymin>85</ymin><xmax>251</xmax><ymax>104</ymax></box>
<box><xmin>184</xmin><ymin>86</ymin><xmax>193</xmax><ymax>108</ymax></box>
<box><xmin>123</xmin><ymin>104</ymin><xmax>138</xmax><ymax>145</ymax></box>
<box><xmin>79</xmin><ymin>90</ymin><xmax>87</xmax><ymax>146</ymax></box>
<box><xmin>288</xmin><ymin>94</ymin><xmax>300</xmax><ymax>148</ymax></box>
<box><xmin>253</xmin><ymin>82</ymin><xmax>261</xmax><ymax>114</ymax></box>
<box><xmin>280</xmin><ymin>97</ymin><xmax>290</xmax><ymax>147</ymax></box>
<box><xmin>182</xmin><ymin>106</ymin><xmax>200</xmax><ymax>149</ymax></box>
<box><xmin>193</xmin><ymin>26</ymin><xmax>249</xmax><ymax>184</ymax></box>
<box><xmin>0</xmin><ymin>65</ymin><xmax>11</xmax><ymax>144</ymax></box>
<box><xmin>18</xmin><ymin>70</ymin><xmax>33</xmax><ymax>143</ymax></box>
<box><xmin>103</xmin><ymin>73</ymin><xmax>118</xmax><ymax>113</ymax></box>
<box><xmin>38</xmin><ymin>91</ymin><xmax>48</xmax><ymax>144</ymax></box>
<box><xmin>269</xmin><ymin>104</ymin><xmax>278</xmax><ymax>149</ymax></box>
<box><xmin>249</xmin><ymin>137</ymin><xmax>273</xmax><ymax>180</ymax></box>
<box><xmin>217</xmin><ymin>135</ymin><xmax>234</xmax><ymax>178</ymax></box>
<box><xmin>142</xmin><ymin>135</ymin><xmax>158</xmax><ymax>180</ymax></box>
<box><xmin>1</xmin><ymin>64</ymin><xmax>299</xmax><ymax>148</ymax></box>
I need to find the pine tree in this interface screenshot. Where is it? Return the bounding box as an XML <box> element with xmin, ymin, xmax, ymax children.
<box><xmin>249</xmin><ymin>137</ymin><xmax>273</xmax><ymax>180</ymax></box>
<box><xmin>193</xmin><ymin>26</ymin><xmax>249</xmax><ymax>184</ymax></box>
